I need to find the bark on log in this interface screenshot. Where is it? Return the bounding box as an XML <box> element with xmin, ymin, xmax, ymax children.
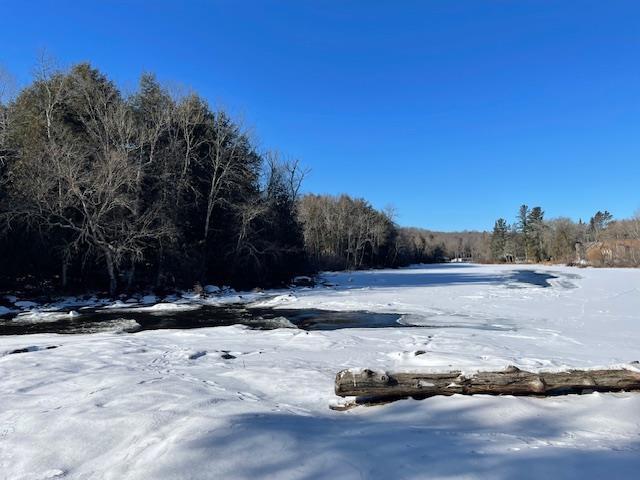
<box><xmin>334</xmin><ymin>366</ymin><xmax>640</xmax><ymax>405</ymax></box>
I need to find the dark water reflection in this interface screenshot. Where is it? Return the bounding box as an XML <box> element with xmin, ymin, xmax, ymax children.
<box><xmin>0</xmin><ymin>305</ymin><xmax>407</xmax><ymax>335</ymax></box>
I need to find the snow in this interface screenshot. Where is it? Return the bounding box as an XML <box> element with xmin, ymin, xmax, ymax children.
<box><xmin>181</xmin><ymin>291</ymin><xmax>203</xmax><ymax>300</ymax></box>
<box><xmin>251</xmin><ymin>316</ymin><xmax>297</xmax><ymax>329</ymax></box>
<box><xmin>10</xmin><ymin>311</ymin><xmax>79</xmax><ymax>324</ymax></box>
<box><xmin>13</xmin><ymin>300</ymin><xmax>39</xmax><ymax>309</ymax></box>
<box><xmin>102</xmin><ymin>300</ymin><xmax>130</xmax><ymax>309</ymax></box>
<box><xmin>249</xmin><ymin>293</ymin><xmax>298</xmax><ymax>308</ymax></box>
<box><xmin>204</xmin><ymin>285</ymin><xmax>220</xmax><ymax>294</ymax></box>
<box><xmin>141</xmin><ymin>295</ymin><xmax>158</xmax><ymax>304</ymax></box>
<box><xmin>1</xmin><ymin>264</ymin><xmax>640</xmax><ymax>479</ymax></box>
<box><xmin>117</xmin><ymin>302</ymin><xmax>203</xmax><ymax>313</ymax></box>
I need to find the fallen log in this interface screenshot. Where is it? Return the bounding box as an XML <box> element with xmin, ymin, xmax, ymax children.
<box><xmin>333</xmin><ymin>365</ymin><xmax>640</xmax><ymax>408</ymax></box>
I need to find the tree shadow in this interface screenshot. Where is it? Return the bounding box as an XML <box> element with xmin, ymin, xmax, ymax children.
<box><xmin>323</xmin><ymin>265</ymin><xmax>559</xmax><ymax>290</ymax></box>
<box><xmin>160</xmin><ymin>394</ymin><xmax>640</xmax><ymax>479</ymax></box>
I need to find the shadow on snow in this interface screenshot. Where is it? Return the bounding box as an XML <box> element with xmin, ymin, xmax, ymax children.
<box><xmin>174</xmin><ymin>396</ymin><xmax>639</xmax><ymax>479</ymax></box>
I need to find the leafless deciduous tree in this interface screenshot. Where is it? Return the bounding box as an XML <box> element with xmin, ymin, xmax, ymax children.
<box><xmin>1</xmin><ymin>61</ymin><xmax>310</xmax><ymax>293</ymax></box>
<box><xmin>298</xmin><ymin>194</ymin><xmax>396</xmax><ymax>270</ymax></box>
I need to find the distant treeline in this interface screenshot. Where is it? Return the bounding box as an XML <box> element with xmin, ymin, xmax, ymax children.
<box><xmin>490</xmin><ymin>206</ymin><xmax>640</xmax><ymax>266</ymax></box>
<box><xmin>0</xmin><ymin>62</ymin><xmax>474</xmax><ymax>295</ymax></box>
<box><xmin>297</xmin><ymin>194</ymin><xmax>490</xmax><ymax>269</ymax></box>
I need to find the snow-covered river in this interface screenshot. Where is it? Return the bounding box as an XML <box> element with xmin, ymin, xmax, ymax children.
<box><xmin>0</xmin><ymin>268</ymin><xmax>558</xmax><ymax>336</ymax></box>
<box><xmin>1</xmin><ymin>264</ymin><xmax>639</xmax><ymax>479</ymax></box>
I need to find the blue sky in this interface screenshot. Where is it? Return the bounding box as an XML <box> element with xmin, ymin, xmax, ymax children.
<box><xmin>2</xmin><ymin>1</ymin><xmax>639</xmax><ymax>231</ymax></box>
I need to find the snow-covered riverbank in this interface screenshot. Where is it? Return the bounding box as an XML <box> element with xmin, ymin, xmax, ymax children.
<box><xmin>1</xmin><ymin>264</ymin><xmax>639</xmax><ymax>479</ymax></box>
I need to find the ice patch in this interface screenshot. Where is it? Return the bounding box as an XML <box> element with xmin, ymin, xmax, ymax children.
<box><xmin>103</xmin><ymin>300</ymin><xmax>130</xmax><ymax>309</ymax></box>
<box><xmin>141</xmin><ymin>295</ymin><xmax>158</xmax><ymax>304</ymax></box>
<box><xmin>135</xmin><ymin>302</ymin><xmax>203</xmax><ymax>312</ymax></box>
<box><xmin>397</xmin><ymin>314</ymin><xmax>515</xmax><ymax>331</ymax></box>
<box><xmin>11</xmin><ymin>311</ymin><xmax>79</xmax><ymax>324</ymax></box>
<box><xmin>75</xmin><ymin>318</ymin><xmax>141</xmax><ymax>334</ymax></box>
<box><xmin>14</xmin><ymin>300</ymin><xmax>39</xmax><ymax>309</ymax></box>
<box><xmin>250</xmin><ymin>294</ymin><xmax>298</xmax><ymax>308</ymax></box>
<box><xmin>181</xmin><ymin>291</ymin><xmax>202</xmax><ymax>300</ymax></box>
<box><xmin>253</xmin><ymin>316</ymin><xmax>297</xmax><ymax>329</ymax></box>
<box><xmin>292</xmin><ymin>276</ymin><xmax>314</xmax><ymax>287</ymax></box>
<box><xmin>103</xmin><ymin>302</ymin><xmax>203</xmax><ymax>313</ymax></box>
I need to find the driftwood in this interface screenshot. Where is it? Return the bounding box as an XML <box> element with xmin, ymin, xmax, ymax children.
<box><xmin>332</xmin><ymin>365</ymin><xmax>640</xmax><ymax>409</ymax></box>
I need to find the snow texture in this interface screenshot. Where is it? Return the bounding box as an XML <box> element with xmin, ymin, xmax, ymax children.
<box><xmin>1</xmin><ymin>264</ymin><xmax>639</xmax><ymax>479</ymax></box>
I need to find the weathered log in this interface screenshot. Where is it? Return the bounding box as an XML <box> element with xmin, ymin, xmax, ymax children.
<box><xmin>334</xmin><ymin>366</ymin><xmax>640</xmax><ymax>407</ymax></box>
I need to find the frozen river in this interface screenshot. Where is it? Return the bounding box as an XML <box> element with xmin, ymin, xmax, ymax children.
<box><xmin>1</xmin><ymin>263</ymin><xmax>639</xmax><ymax>479</ymax></box>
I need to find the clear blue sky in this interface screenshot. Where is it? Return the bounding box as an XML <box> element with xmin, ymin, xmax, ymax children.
<box><xmin>2</xmin><ymin>1</ymin><xmax>639</xmax><ymax>231</ymax></box>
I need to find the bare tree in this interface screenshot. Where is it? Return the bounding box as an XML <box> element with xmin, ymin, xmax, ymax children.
<box><xmin>202</xmin><ymin>111</ymin><xmax>255</xmax><ymax>241</ymax></box>
<box><xmin>0</xmin><ymin>65</ymin><xmax>16</xmax><ymax>169</ymax></box>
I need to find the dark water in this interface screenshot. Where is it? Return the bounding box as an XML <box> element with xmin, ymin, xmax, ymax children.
<box><xmin>0</xmin><ymin>305</ymin><xmax>406</xmax><ymax>335</ymax></box>
<box><xmin>507</xmin><ymin>270</ymin><xmax>558</xmax><ymax>288</ymax></box>
<box><xmin>1</xmin><ymin>267</ymin><xmax>562</xmax><ymax>336</ymax></box>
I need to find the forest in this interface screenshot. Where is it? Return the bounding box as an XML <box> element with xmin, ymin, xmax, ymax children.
<box><xmin>1</xmin><ymin>63</ymin><xmax>638</xmax><ymax>296</ymax></box>
<box><xmin>0</xmin><ymin>62</ymin><xmax>311</xmax><ymax>294</ymax></box>
<box><xmin>0</xmin><ymin>62</ymin><xmax>462</xmax><ymax>295</ymax></box>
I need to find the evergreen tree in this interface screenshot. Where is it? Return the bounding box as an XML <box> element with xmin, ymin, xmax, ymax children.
<box><xmin>526</xmin><ymin>206</ymin><xmax>546</xmax><ymax>262</ymax></box>
<box><xmin>589</xmin><ymin>211</ymin><xmax>613</xmax><ymax>241</ymax></box>
<box><xmin>516</xmin><ymin>204</ymin><xmax>530</xmax><ymax>260</ymax></box>
<box><xmin>490</xmin><ymin>218</ymin><xmax>508</xmax><ymax>261</ymax></box>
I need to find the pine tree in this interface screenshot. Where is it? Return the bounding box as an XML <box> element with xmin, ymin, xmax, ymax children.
<box><xmin>589</xmin><ymin>211</ymin><xmax>613</xmax><ymax>241</ymax></box>
<box><xmin>491</xmin><ymin>218</ymin><xmax>508</xmax><ymax>261</ymax></box>
<box><xmin>526</xmin><ymin>207</ymin><xmax>546</xmax><ymax>262</ymax></box>
<box><xmin>516</xmin><ymin>205</ymin><xmax>530</xmax><ymax>261</ymax></box>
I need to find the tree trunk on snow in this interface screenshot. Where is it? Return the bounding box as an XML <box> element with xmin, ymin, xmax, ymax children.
<box><xmin>334</xmin><ymin>366</ymin><xmax>640</xmax><ymax>407</ymax></box>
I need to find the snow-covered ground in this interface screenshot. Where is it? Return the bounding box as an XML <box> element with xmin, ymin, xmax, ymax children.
<box><xmin>1</xmin><ymin>264</ymin><xmax>639</xmax><ymax>479</ymax></box>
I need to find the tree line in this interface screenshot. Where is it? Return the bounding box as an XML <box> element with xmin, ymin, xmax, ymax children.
<box><xmin>3</xmin><ymin>62</ymin><xmax>636</xmax><ymax>296</ymax></box>
<box><xmin>490</xmin><ymin>206</ymin><xmax>640</xmax><ymax>266</ymax></box>
<box><xmin>297</xmin><ymin>194</ymin><xmax>492</xmax><ymax>269</ymax></box>
<box><xmin>0</xmin><ymin>62</ymin><xmax>306</xmax><ymax>294</ymax></box>
<box><xmin>1</xmin><ymin>61</ymin><xmax>474</xmax><ymax>295</ymax></box>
